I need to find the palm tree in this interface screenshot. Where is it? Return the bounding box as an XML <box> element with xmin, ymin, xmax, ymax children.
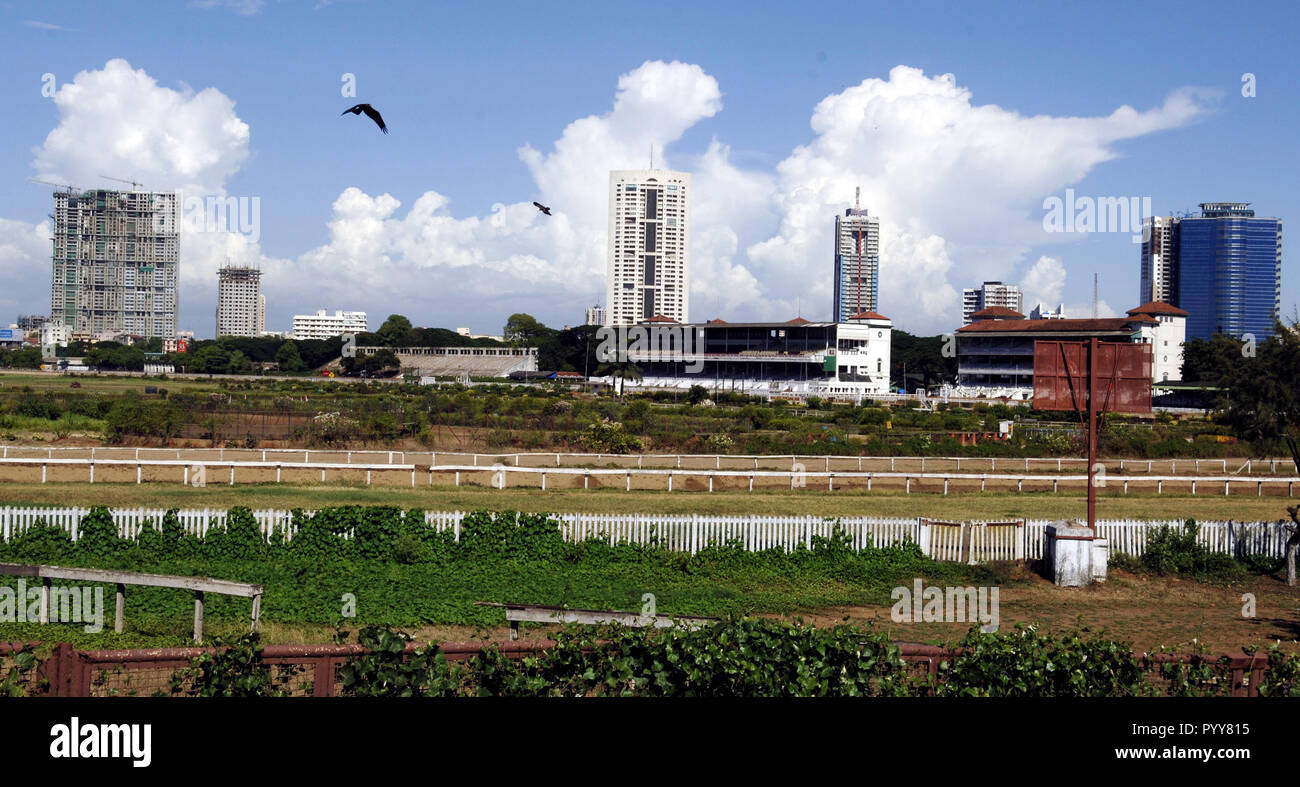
<box><xmin>594</xmin><ymin>362</ymin><xmax>642</xmax><ymax>397</ymax></box>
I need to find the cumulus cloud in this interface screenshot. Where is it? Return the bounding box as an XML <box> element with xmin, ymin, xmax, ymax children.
<box><xmin>0</xmin><ymin>219</ymin><xmax>54</xmax><ymax>321</ymax></box>
<box><xmin>32</xmin><ymin>58</ymin><xmax>250</xmax><ymax>195</ymax></box>
<box><xmin>1020</xmin><ymin>255</ymin><xmax>1067</xmax><ymax>311</ymax></box>
<box><xmin>3</xmin><ymin>58</ymin><xmax>1214</xmax><ymax>337</ymax></box>
<box><xmin>741</xmin><ymin>66</ymin><xmax>1215</xmax><ymax>331</ymax></box>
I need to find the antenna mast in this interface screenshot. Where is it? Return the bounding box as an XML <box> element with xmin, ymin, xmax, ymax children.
<box><xmin>1092</xmin><ymin>273</ymin><xmax>1099</xmax><ymax>318</ymax></box>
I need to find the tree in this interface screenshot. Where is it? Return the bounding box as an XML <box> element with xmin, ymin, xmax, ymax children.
<box><xmin>890</xmin><ymin>331</ymin><xmax>958</xmax><ymax>391</ymax></box>
<box><xmin>1195</xmin><ymin>320</ymin><xmax>1300</xmax><ymax>442</ymax></box>
<box><xmin>375</xmin><ymin>314</ymin><xmax>414</xmax><ymax>347</ymax></box>
<box><xmin>503</xmin><ymin>313</ymin><xmax>551</xmax><ymax>345</ymax></box>
<box><xmin>275</xmin><ymin>340</ymin><xmax>305</xmax><ymax>372</ymax></box>
<box><xmin>191</xmin><ymin>345</ymin><xmax>232</xmax><ymax>374</ymax></box>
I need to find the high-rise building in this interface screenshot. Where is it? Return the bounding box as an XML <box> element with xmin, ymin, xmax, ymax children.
<box><xmin>215</xmin><ymin>263</ymin><xmax>262</xmax><ymax>337</ymax></box>
<box><xmin>257</xmin><ymin>293</ymin><xmax>266</xmax><ymax>334</ymax></box>
<box><xmin>832</xmin><ymin>195</ymin><xmax>880</xmax><ymax>323</ymax></box>
<box><xmin>605</xmin><ymin>170</ymin><xmax>691</xmax><ymax>325</ymax></box>
<box><xmin>1175</xmin><ymin>203</ymin><xmax>1283</xmax><ymax>341</ymax></box>
<box><xmin>961</xmin><ymin>281</ymin><xmax>1023</xmax><ymax>326</ymax></box>
<box><xmin>292</xmin><ymin>309</ymin><xmax>367</xmax><ymax>340</ymax></box>
<box><xmin>585</xmin><ymin>305</ymin><xmax>607</xmax><ymax>327</ymax></box>
<box><xmin>1139</xmin><ymin>216</ymin><xmax>1176</xmax><ymax>306</ymax></box>
<box><xmin>50</xmin><ymin>189</ymin><xmax>178</xmax><ymax>340</ymax></box>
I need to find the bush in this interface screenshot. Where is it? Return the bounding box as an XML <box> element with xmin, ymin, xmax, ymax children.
<box><xmin>204</xmin><ymin>507</ymin><xmax>266</xmax><ymax>561</ymax></box>
<box><xmin>76</xmin><ymin>506</ymin><xmax>123</xmax><ymax>560</ymax></box>
<box><xmin>1141</xmin><ymin>520</ymin><xmax>1245</xmax><ymax>581</ymax></box>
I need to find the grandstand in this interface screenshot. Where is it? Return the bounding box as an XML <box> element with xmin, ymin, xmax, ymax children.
<box><xmin>354</xmin><ymin>346</ymin><xmax>537</xmax><ymax>378</ymax></box>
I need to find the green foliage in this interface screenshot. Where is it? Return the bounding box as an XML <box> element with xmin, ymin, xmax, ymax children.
<box><xmin>577</xmin><ymin>417</ymin><xmax>643</xmax><ymax>453</ymax></box>
<box><xmin>204</xmin><ymin>506</ymin><xmax>266</xmax><ymax>561</ymax></box>
<box><xmin>337</xmin><ymin>625</ymin><xmax>458</xmax><ymax>697</ymax></box>
<box><xmin>1141</xmin><ymin>520</ymin><xmax>1245</xmax><ymax>581</ymax></box>
<box><xmin>455</xmin><ymin>619</ymin><xmax>913</xmax><ymax>697</ymax></box>
<box><xmin>934</xmin><ymin>625</ymin><xmax>1151</xmax><ymax>697</ymax></box>
<box><xmin>76</xmin><ymin>506</ymin><xmax>123</xmax><ymax>560</ymax></box>
<box><xmin>6</xmin><ymin>518</ymin><xmax>74</xmax><ymax>562</ymax></box>
<box><xmin>1256</xmin><ymin>644</ymin><xmax>1300</xmax><ymax>697</ymax></box>
<box><xmin>167</xmin><ymin>634</ymin><xmax>302</xmax><ymax>696</ymax></box>
<box><xmin>274</xmin><ymin>340</ymin><xmax>305</xmax><ymax>372</ymax></box>
<box><xmin>103</xmin><ymin>393</ymin><xmax>183</xmax><ymax>441</ymax></box>
<box><xmin>0</xmin><ymin>645</ymin><xmax>44</xmax><ymax>697</ymax></box>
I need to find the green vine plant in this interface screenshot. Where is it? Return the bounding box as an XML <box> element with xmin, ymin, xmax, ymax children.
<box><xmin>166</xmin><ymin>633</ymin><xmax>302</xmax><ymax>697</ymax></box>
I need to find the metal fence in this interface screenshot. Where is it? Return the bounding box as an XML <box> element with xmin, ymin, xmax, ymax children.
<box><xmin>5</xmin><ymin>640</ymin><xmax>1273</xmax><ymax>697</ymax></box>
<box><xmin>0</xmin><ymin>506</ymin><xmax>1292</xmax><ymax>564</ymax></box>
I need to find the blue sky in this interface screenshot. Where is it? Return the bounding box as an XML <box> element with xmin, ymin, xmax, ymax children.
<box><xmin>0</xmin><ymin>0</ymin><xmax>1295</xmax><ymax>337</ymax></box>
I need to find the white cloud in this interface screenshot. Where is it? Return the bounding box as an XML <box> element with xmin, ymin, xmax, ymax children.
<box><xmin>3</xmin><ymin>59</ymin><xmax>1214</xmax><ymax>337</ymax></box>
<box><xmin>741</xmin><ymin>66</ymin><xmax>1215</xmax><ymax>331</ymax></box>
<box><xmin>33</xmin><ymin>59</ymin><xmax>250</xmax><ymax>195</ymax></box>
<box><xmin>189</xmin><ymin>0</ymin><xmax>265</xmax><ymax>15</ymax></box>
<box><xmin>0</xmin><ymin>219</ymin><xmax>53</xmax><ymax>320</ymax></box>
<box><xmin>1020</xmin><ymin>255</ymin><xmax>1067</xmax><ymax>311</ymax></box>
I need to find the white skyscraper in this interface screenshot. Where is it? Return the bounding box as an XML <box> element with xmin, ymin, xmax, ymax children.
<box><xmin>832</xmin><ymin>195</ymin><xmax>880</xmax><ymax>322</ymax></box>
<box><xmin>605</xmin><ymin>170</ymin><xmax>691</xmax><ymax>325</ymax></box>
<box><xmin>216</xmin><ymin>263</ymin><xmax>262</xmax><ymax>338</ymax></box>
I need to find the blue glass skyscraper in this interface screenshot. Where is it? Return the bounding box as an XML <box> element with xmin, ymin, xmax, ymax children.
<box><xmin>1174</xmin><ymin>203</ymin><xmax>1282</xmax><ymax>341</ymax></box>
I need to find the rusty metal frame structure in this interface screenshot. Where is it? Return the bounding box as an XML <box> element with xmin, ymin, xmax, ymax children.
<box><xmin>1033</xmin><ymin>338</ymin><xmax>1152</xmax><ymax>529</ymax></box>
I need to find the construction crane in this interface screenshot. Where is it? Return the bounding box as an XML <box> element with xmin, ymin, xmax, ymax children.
<box><xmin>26</xmin><ymin>177</ymin><xmax>80</xmax><ymax>195</ymax></box>
<box><xmin>99</xmin><ymin>175</ymin><xmax>145</xmax><ymax>190</ymax></box>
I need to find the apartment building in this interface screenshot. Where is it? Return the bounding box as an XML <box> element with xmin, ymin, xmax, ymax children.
<box><xmin>49</xmin><ymin>189</ymin><xmax>178</xmax><ymax>340</ymax></box>
<box><xmin>605</xmin><ymin>170</ymin><xmax>691</xmax><ymax>326</ymax></box>
<box><xmin>291</xmin><ymin>309</ymin><xmax>367</xmax><ymax>340</ymax></box>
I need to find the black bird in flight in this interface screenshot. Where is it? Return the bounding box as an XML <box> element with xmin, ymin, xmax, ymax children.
<box><xmin>341</xmin><ymin>103</ymin><xmax>388</xmax><ymax>134</ymax></box>
<box><xmin>533</xmin><ymin>202</ymin><xmax>552</xmax><ymax>216</ymax></box>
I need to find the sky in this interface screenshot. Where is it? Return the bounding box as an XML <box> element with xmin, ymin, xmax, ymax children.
<box><xmin>0</xmin><ymin>0</ymin><xmax>1295</xmax><ymax>338</ymax></box>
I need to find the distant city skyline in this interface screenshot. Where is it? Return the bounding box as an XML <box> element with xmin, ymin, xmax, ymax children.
<box><xmin>0</xmin><ymin>1</ymin><xmax>1294</xmax><ymax>337</ymax></box>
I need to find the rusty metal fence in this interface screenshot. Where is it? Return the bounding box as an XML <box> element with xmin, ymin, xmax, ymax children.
<box><xmin>2</xmin><ymin>640</ymin><xmax>1274</xmax><ymax>697</ymax></box>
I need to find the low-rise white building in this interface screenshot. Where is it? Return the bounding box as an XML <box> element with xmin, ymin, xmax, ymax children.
<box><xmin>292</xmin><ymin>310</ymin><xmax>368</xmax><ymax>340</ymax></box>
<box><xmin>1128</xmin><ymin>302</ymin><xmax>1187</xmax><ymax>383</ymax></box>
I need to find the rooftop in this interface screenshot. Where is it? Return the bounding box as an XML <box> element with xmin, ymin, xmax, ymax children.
<box><xmin>1127</xmin><ymin>301</ymin><xmax>1189</xmax><ymax>317</ymax></box>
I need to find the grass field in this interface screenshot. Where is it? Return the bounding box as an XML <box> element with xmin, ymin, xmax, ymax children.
<box><xmin>0</xmin><ymin>370</ymin><xmax>224</xmax><ymax>395</ymax></box>
<box><xmin>0</xmin><ymin>481</ymin><xmax>1291</xmax><ymax>522</ymax></box>
<box><xmin>1</xmin><ymin>563</ymin><xmax>1295</xmax><ymax>657</ymax></box>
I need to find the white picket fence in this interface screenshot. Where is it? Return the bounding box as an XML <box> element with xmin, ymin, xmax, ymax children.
<box><xmin>0</xmin><ymin>506</ymin><xmax>1292</xmax><ymax>565</ymax></box>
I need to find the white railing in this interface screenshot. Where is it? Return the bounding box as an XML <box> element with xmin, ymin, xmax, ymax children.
<box><xmin>0</xmin><ymin>507</ymin><xmax>1292</xmax><ymax>564</ymax></box>
<box><xmin>1</xmin><ymin>445</ymin><xmax>1294</xmax><ymax>476</ymax></box>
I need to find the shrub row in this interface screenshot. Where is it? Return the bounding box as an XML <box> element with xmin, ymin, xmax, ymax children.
<box><xmin>156</xmin><ymin>621</ymin><xmax>1300</xmax><ymax>698</ymax></box>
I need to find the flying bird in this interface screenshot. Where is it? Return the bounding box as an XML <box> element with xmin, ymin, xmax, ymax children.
<box><xmin>341</xmin><ymin>103</ymin><xmax>388</xmax><ymax>134</ymax></box>
<box><xmin>533</xmin><ymin>202</ymin><xmax>552</xmax><ymax>216</ymax></box>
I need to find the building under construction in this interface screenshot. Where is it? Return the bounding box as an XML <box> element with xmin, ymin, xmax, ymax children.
<box><xmin>49</xmin><ymin>188</ymin><xmax>178</xmax><ymax>341</ymax></box>
<box><xmin>216</xmin><ymin>263</ymin><xmax>264</xmax><ymax>337</ymax></box>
